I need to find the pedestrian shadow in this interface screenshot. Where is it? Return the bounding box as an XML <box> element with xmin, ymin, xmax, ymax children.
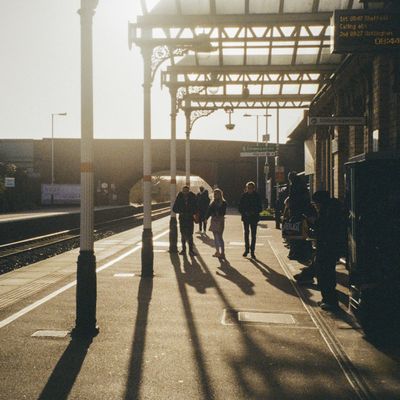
<box><xmin>249</xmin><ymin>258</ymin><xmax>298</xmax><ymax>298</ymax></box>
<box><xmin>194</xmin><ymin>253</ymin><xmax>369</xmax><ymax>399</ymax></box>
<box><xmin>216</xmin><ymin>259</ymin><xmax>255</xmax><ymax>295</ymax></box>
<box><xmin>196</xmin><ymin>233</ymin><xmax>215</xmax><ymax>248</ymax></box>
<box><xmin>124</xmin><ymin>276</ymin><xmax>153</xmax><ymax>400</ymax></box>
<box><xmin>181</xmin><ymin>254</ymin><xmax>215</xmax><ymax>294</ymax></box>
<box><xmin>169</xmin><ymin>252</ymin><xmax>215</xmax><ymax>399</ymax></box>
<box><xmin>37</xmin><ymin>336</ymin><xmax>92</xmax><ymax>400</ymax></box>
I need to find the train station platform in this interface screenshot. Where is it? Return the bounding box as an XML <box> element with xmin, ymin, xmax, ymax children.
<box><xmin>0</xmin><ymin>212</ymin><xmax>399</xmax><ymax>400</ymax></box>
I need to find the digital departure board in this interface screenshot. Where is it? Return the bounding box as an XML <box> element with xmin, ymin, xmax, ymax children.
<box><xmin>332</xmin><ymin>9</ymin><xmax>400</xmax><ymax>53</ymax></box>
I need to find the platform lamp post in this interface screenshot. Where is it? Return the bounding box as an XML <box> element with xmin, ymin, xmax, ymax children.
<box><xmin>275</xmin><ymin>107</ymin><xmax>281</xmax><ymax>229</ymax></box>
<box><xmin>129</xmin><ymin>29</ymin><xmax>216</xmax><ymax>267</ymax></box>
<box><xmin>243</xmin><ymin>113</ymin><xmax>270</xmax><ymax>191</ymax></box>
<box><xmin>264</xmin><ymin>111</ymin><xmax>272</xmax><ymax>206</ymax></box>
<box><xmin>168</xmin><ymin>81</ymin><xmax>178</xmax><ymax>253</ymax></box>
<box><xmin>72</xmin><ymin>0</ymin><xmax>99</xmax><ymax>339</ymax></box>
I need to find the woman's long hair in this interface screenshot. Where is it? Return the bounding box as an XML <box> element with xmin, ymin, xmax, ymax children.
<box><xmin>213</xmin><ymin>188</ymin><xmax>226</xmax><ymax>203</ymax></box>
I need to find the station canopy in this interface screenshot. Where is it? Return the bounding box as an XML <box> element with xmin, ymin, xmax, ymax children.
<box><xmin>132</xmin><ymin>0</ymin><xmax>367</xmax><ymax>110</ymax></box>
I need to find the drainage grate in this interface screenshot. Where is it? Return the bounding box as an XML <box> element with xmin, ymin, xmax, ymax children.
<box><xmin>31</xmin><ymin>330</ymin><xmax>69</xmax><ymax>338</ymax></box>
<box><xmin>222</xmin><ymin>309</ymin><xmax>316</xmax><ymax>328</ymax></box>
<box><xmin>238</xmin><ymin>311</ymin><xmax>295</xmax><ymax>325</ymax></box>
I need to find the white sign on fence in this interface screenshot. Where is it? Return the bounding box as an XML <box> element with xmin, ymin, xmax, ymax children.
<box><xmin>4</xmin><ymin>177</ymin><xmax>15</xmax><ymax>188</ymax></box>
<box><xmin>41</xmin><ymin>184</ymin><xmax>80</xmax><ymax>205</ymax></box>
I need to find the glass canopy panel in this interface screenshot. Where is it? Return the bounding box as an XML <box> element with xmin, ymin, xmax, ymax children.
<box><xmin>300</xmin><ymin>84</ymin><xmax>320</xmax><ymax>94</ymax></box>
<box><xmin>150</xmin><ymin>0</ymin><xmax>177</xmax><ymax>14</ymax></box>
<box><xmin>198</xmin><ymin>55</ymin><xmax>221</xmax><ymax>66</ymax></box>
<box><xmin>249</xmin><ymin>84</ymin><xmax>262</xmax><ymax>95</ymax></box>
<box><xmin>282</xmin><ymin>84</ymin><xmax>300</xmax><ymax>94</ymax></box>
<box><xmin>319</xmin><ymin>0</ymin><xmax>356</xmax><ymax>12</ymax></box>
<box><xmin>319</xmin><ymin>50</ymin><xmax>342</xmax><ymax>64</ymax></box>
<box><xmin>216</xmin><ymin>0</ymin><xmax>246</xmax><ymax>14</ymax></box>
<box><xmin>264</xmin><ymin>85</ymin><xmax>280</xmax><ymax>94</ymax></box>
<box><xmin>181</xmin><ymin>0</ymin><xmax>210</xmax><ymax>14</ymax></box>
<box><xmin>270</xmin><ymin>54</ymin><xmax>293</xmax><ymax>65</ymax></box>
<box><xmin>249</xmin><ymin>0</ymin><xmax>280</xmax><ymax>14</ymax></box>
<box><xmin>226</xmin><ymin>84</ymin><xmax>243</xmax><ymax>95</ymax></box>
<box><xmin>247</xmin><ymin>54</ymin><xmax>269</xmax><ymax>65</ymax></box>
<box><xmin>283</xmin><ymin>0</ymin><xmax>313</xmax><ymax>13</ymax></box>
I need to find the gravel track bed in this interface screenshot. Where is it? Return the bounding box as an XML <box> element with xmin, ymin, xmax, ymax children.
<box><xmin>0</xmin><ymin>224</ymin><xmax>134</xmax><ymax>275</ymax></box>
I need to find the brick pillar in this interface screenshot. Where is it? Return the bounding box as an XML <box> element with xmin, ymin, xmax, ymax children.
<box><xmin>333</xmin><ymin>92</ymin><xmax>349</xmax><ymax>201</ymax></box>
<box><xmin>315</xmin><ymin>130</ymin><xmax>322</xmax><ymax>193</ymax></box>
<box><xmin>372</xmin><ymin>55</ymin><xmax>391</xmax><ymax>152</ymax></box>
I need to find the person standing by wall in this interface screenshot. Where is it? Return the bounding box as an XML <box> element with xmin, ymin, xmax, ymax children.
<box><xmin>238</xmin><ymin>181</ymin><xmax>263</xmax><ymax>259</ymax></box>
<box><xmin>312</xmin><ymin>190</ymin><xmax>346</xmax><ymax>311</ymax></box>
<box><xmin>206</xmin><ymin>188</ymin><xmax>227</xmax><ymax>259</ymax></box>
<box><xmin>196</xmin><ymin>186</ymin><xmax>210</xmax><ymax>234</ymax></box>
<box><xmin>286</xmin><ymin>171</ymin><xmax>313</xmax><ymax>262</ymax></box>
<box><xmin>173</xmin><ymin>186</ymin><xmax>198</xmax><ymax>256</ymax></box>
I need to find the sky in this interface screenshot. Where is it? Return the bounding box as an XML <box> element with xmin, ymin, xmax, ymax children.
<box><xmin>0</xmin><ymin>0</ymin><xmax>305</xmax><ymax>144</ymax></box>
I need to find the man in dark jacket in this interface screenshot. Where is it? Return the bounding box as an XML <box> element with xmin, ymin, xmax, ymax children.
<box><xmin>173</xmin><ymin>186</ymin><xmax>198</xmax><ymax>256</ymax></box>
<box><xmin>312</xmin><ymin>190</ymin><xmax>346</xmax><ymax>311</ymax></box>
<box><xmin>238</xmin><ymin>181</ymin><xmax>263</xmax><ymax>259</ymax></box>
<box><xmin>196</xmin><ymin>186</ymin><xmax>210</xmax><ymax>234</ymax></box>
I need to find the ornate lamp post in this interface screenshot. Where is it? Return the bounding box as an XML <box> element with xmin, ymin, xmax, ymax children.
<box><xmin>73</xmin><ymin>0</ymin><xmax>99</xmax><ymax>339</ymax></box>
<box><xmin>129</xmin><ymin>24</ymin><xmax>215</xmax><ymax>272</ymax></box>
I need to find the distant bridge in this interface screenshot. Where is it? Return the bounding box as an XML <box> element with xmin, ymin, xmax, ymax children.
<box><xmin>35</xmin><ymin>138</ymin><xmax>302</xmax><ymax>204</ymax></box>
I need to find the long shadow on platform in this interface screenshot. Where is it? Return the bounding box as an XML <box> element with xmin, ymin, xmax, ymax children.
<box><xmin>170</xmin><ymin>252</ymin><xmax>215</xmax><ymax>399</ymax></box>
<box><xmin>37</xmin><ymin>337</ymin><xmax>91</xmax><ymax>400</ymax></box>
<box><xmin>182</xmin><ymin>254</ymin><xmax>215</xmax><ymax>294</ymax></box>
<box><xmin>194</xmin><ymin>253</ymin><xmax>368</xmax><ymax>400</ymax></box>
<box><xmin>216</xmin><ymin>259</ymin><xmax>255</xmax><ymax>295</ymax></box>
<box><xmin>196</xmin><ymin>232</ymin><xmax>215</xmax><ymax>248</ymax></box>
<box><xmin>249</xmin><ymin>258</ymin><xmax>299</xmax><ymax>298</ymax></box>
<box><xmin>124</xmin><ymin>276</ymin><xmax>153</xmax><ymax>400</ymax></box>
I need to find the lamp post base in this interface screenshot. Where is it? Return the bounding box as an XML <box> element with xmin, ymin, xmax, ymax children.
<box><xmin>169</xmin><ymin>216</ymin><xmax>178</xmax><ymax>253</ymax></box>
<box><xmin>141</xmin><ymin>228</ymin><xmax>154</xmax><ymax>277</ymax></box>
<box><xmin>74</xmin><ymin>250</ymin><xmax>98</xmax><ymax>338</ymax></box>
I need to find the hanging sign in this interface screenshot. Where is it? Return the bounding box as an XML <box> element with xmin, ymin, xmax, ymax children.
<box><xmin>308</xmin><ymin>116</ymin><xmax>366</xmax><ymax>126</ymax></box>
<box><xmin>240</xmin><ymin>151</ymin><xmax>277</xmax><ymax>158</ymax></box>
<box><xmin>332</xmin><ymin>10</ymin><xmax>400</xmax><ymax>53</ymax></box>
<box><xmin>242</xmin><ymin>144</ymin><xmax>277</xmax><ymax>152</ymax></box>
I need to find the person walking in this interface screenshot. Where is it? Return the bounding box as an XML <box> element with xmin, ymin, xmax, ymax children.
<box><xmin>196</xmin><ymin>186</ymin><xmax>210</xmax><ymax>234</ymax></box>
<box><xmin>206</xmin><ymin>188</ymin><xmax>227</xmax><ymax>259</ymax></box>
<box><xmin>173</xmin><ymin>185</ymin><xmax>198</xmax><ymax>256</ymax></box>
<box><xmin>238</xmin><ymin>181</ymin><xmax>262</xmax><ymax>259</ymax></box>
<box><xmin>312</xmin><ymin>190</ymin><xmax>346</xmax><ymax>311</ymax></box>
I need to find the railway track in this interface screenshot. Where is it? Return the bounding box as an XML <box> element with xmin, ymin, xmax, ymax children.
<box><xmin>0</xmin><ymin>205</ymin><xmax>170</xmax><ymax>274</ymax></box>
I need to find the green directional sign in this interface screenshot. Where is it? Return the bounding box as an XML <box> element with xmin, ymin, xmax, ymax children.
<box><xmin>243</xmin><ymin>144</ymin><xmax>277</xmax><ymax>152</ymax></box>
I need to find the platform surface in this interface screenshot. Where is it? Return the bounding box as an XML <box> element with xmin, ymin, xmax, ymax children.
<box><xmin>0</xmin><ymin>212</ymin><xmax>399</xmax><ymax>400</ymax></box>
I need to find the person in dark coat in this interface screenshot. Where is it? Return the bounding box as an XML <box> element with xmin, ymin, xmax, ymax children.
<box><xmin>238</xmin><ymin>181</ymin><xmax>262</xmax><ymax>259</ymax></box>
<box><xmin>196</xmin><ymin>186</ymin><xmax>210</xmax><ymax>234</ymax></box>
<box><xmin>173</xmin><ymin>186</ymin><xmax>198</xmax><ymax>256</ymax></box>
<box><xmin>312</xmin><ymin>190</ymin><xmax>346</xmax><ymax>311</ymax></box>
<box><xmin>286</xmin><ymin>171</ymin><xmax>313</xmax><ymax>262</ymax></box>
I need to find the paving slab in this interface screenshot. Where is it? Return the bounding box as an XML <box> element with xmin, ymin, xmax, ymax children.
<box><xmin>0</xmin><ymin>213</ymin><xmax>399</xmax><ymax>400</ymax></box>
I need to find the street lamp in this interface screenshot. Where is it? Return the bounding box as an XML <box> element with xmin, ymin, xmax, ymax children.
<box><xmin>51</xmin><ymin>112</ymin><xmax>67</xmax><ymax>186</ymax></box>
<box><xmin>243</xmin><ymin>113</ymin><xmax>271</xmax><ymax>191</ymax></box>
